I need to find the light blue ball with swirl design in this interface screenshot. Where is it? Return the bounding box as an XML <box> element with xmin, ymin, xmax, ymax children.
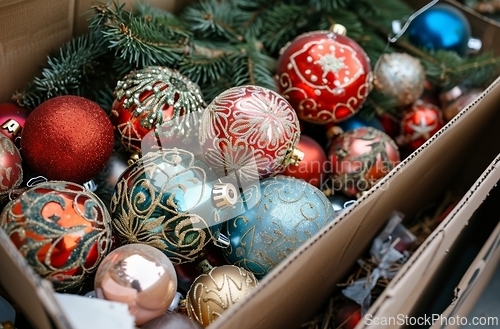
<box><xmin>222</xmin><ymin>175</ymin><xmax>337</xmax><ymax>278</ymax></box>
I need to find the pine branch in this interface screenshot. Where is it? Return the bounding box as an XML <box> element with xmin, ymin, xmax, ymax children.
<box><xmin>181</xmin><ymin>0</ymin><xmax>250</xmax><ymax>42</ymax></box>
<box><xmin>91</xmin><ymin>1</ymin><xmax>191</xmax><ymax>67</ymax></box>
<box><xmin>12</xmin><ymin>31</ymin><xmax>108</xmax><ymax>109</ymax></box>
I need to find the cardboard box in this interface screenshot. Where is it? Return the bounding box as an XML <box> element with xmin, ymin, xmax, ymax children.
<box><xmin>361</xmin><ymin>153</ymin><xmax>500</xmax><ymax>329</ymax></box>
<box><xmin>1</xmin><ymin>1</ymin><xmax>500</xmax><ymax>329</ymax></box>
<box><xmin>425</xmin><ymin>182</ymin><xmax>500</xmax><ymax>329</ymax></box>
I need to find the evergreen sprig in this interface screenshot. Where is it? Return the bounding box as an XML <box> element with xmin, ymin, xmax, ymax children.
<box><xmin>12</xmin><ymin>31</ymin><xmax>108</xmax><ymax>109</ymax></box>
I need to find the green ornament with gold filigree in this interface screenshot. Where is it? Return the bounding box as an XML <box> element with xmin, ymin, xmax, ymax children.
<box><xmin>110</xmin><ymin>148</ymin><xmax>252</xmax><ymax>265</ymax></box>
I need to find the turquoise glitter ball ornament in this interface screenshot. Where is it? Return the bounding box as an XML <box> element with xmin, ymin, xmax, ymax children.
<box><xmin>407</xmin><ymin>4</ymin><xmax>471</xmax><ymax>56</ymax></box>
<box><xmin>110</xmin><ymin>148</ymin><xmax>246</xmax><ymax>265</ymax></box>
<box><xmin>222</xmin><ymin>175</ymin><xmax>337</xmax><ymax>278</ymax></box>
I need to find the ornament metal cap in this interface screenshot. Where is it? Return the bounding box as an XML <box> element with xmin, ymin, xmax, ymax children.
<box><xmin>284</xmin><ymin>148</ymin><xmax>305</xmax><ymax>166</ymax></box>
<box><xmin>330</xmin><ymin>24</ymin><xmax>347</xmax><ymax>36</ymax></box>
<box><xmin>128</xmin><ymin>152</ymin><xmax>141</xmax><ymax>166</ymax></box>
<box><xmin>212</xmin><ymin>182</ymin><xmax>238</xmax><ymax>209</ymax></box>
<box><xmin>195</xmin><ymin>259</ymin><xmax>214</xmax><ymax>274</ymax></box>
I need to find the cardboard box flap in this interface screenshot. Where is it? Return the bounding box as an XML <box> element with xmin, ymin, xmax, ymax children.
<box><xmin>428</xmin><ymin>221</ymin><xmax>500</xmax><ymax>329</ymax></box>
<box><xmin>363</xmin><ymin>151</ymin><xmax>500</xmax><ymax>328</ymax></box>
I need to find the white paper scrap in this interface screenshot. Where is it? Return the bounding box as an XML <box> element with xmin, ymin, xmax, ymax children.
<box><xmin>54</xmin><ymin>293</ymin><xmax>135</xmax><ymax>329</ymax></box>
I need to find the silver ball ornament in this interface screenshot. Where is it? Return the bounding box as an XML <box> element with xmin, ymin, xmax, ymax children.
<box><xmin>374</xmin><ymin>52</ymin><xmax>425</xmax><ymax>108</ymax></box>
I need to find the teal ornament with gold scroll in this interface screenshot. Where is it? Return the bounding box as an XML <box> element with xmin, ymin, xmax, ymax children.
<box><xmin>222</xmin><ymin>175</ymin><xmax>337</xmax><ymax>278</ymax></box>
<box><xmin>110</xmin><ymin>148</ymin><xmax>251</xmax><ymax>265</ymax></box>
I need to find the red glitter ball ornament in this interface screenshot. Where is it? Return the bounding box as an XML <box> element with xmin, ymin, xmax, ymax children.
<box><xmin>21</xmin><ymin>96</ymin><xmax>114</xmax><ymax>184</ymax></box>
<box><xmin>281</xmin><ymin>135</ymin><xmax>327</xmax><ymax>188</ymax></box>
<box><xmin>200</xmin><ymin>85</ymin><xmax>303</xmax><ymax>180</ymax></box>
<box><xmin>277</xmin><ymin>28</ymin><xmax>373</xmax><ymax>124</ymax></box>
<box><xmin>400</xmin><ymin>100</ymin><xmax>444</xmax><ymax>151</ymax></box>
<box><xmin>0</xmin><ymin>135</ymin><xmax>23</xmax><ymax>191</ymax></box>
<box><xmin>328</xmin><ymin>127</ymin><xmax>400</xmax><ymax>198</ymax></box>
<box><xmin>0</xmin><ymin>103</ymin><xmax>29</xmax><ymax>143</ymax></box>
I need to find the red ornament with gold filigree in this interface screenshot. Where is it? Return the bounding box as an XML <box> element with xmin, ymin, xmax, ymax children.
<box><xmin>277</xmin><ymin>28</ymin><xmax>373</xmax><ymax>124</ymax></box>
<box><xmin>199</xmin><ymin>85</ymin><xmax>303</xmax><ymax>180</ymax></box>
<box><xmin>0</xmin><ymin>181</ymin><xmax>113</xmax><ymax>291</ymax></box>
<box><xmin>400</xmin><ymin>100</ymin><xmax>444</xmax><ymax>151</ymax></box>
<box><xmin>111</xmin><ymin>66</ymin><xmax>205</xmax><ymax>154</ymax></box>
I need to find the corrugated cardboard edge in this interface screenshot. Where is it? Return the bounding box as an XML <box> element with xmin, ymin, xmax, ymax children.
<box><xmin>429</xmin><ymin>219</ymin><xmax>500</xmax><ymax>329</ymax></box>
<box><xmin>362</xmin><ymin>150</ymin><xmax>500</xmax><ymax>329</ymax></box>
<box><xmin>0</xmin><ymin>230</ymin><xmax>72</xmax><ymax>329</ymax></box>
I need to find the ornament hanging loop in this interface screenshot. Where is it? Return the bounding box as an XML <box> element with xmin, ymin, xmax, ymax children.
<box><xmin>387</xmin><ymin>0</ymin><xmax>440</xmax><ymax>44</ymax></box>
<box><xmin>374</xmin><ymin>0</ymin><xmax>439</xmax><ymax>74</ymax></box>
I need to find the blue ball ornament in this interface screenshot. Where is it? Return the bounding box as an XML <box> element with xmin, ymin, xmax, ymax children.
<box><xmin>407</xmin><ymin>4</ymin><xmax>471</xmax><ymax>56</ymax></box>
<box><xmin>223</xmin><ymin>176</ymin><xmax>337</xmax><ymax>278</ymax></box>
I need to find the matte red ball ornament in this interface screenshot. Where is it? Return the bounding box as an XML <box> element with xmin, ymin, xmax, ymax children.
<box><xmin>0</xmin><ymin>135</ymin><xmax>23</xmax><ymax>191</ymax></box>
<box><xmin>328</xmin><ymin>127</ymin><xmax>400</xmax><ymax>198</ymax></box>
<box><xmin>0</xmin><ymin>181</ymin><xmax>113</xmax><ymax>291</ymax></box>
<box><xmin>111</xmin><ymin>66</ymin><xmax>205</xmax><ymax>153</ymax></box>
<box><xmin>200</xmin><ymin>85</ymin><xmax>303</xmax><ymax>180</ymax></box>
<box><xmin>277</xmin><ymin>27</ymin><xmax>373</xmax><ymax>124</ymax></box>
<box><xmin>281</xmin><ymin>135</ymin><xmax>327</xmax><ymax>188</ymax></box>
<box><xmin>0</xmin><ymin>103</ymin><xmax>29</xmax><ymax>142</ymax></box>
<box><xmin>20</xmin><ymin>96</ymin><xmax>114</xmax><ymax>184</ymax></box>
<box><xmin>400</xmin><ymin>100</ymin><xmax>444</xmax><ymax>151</ymax></box>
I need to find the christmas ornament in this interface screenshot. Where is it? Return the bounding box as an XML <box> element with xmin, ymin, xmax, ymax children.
<box><xmin>373</xmin><ymin>52</ymin><xmax>425</xmax><ymax>108</ymax></box>
<box><xmin>0</xmin><ymin>181</ymin><xmax>113</xmax><ymax>291</ymax></box>
<box><xmin>281</xmin><ymin>135</ymin><xmax>327</xmax><ymax>188</ymax></box>
<box><xmin>223</xmin><ymin>175</ymin><xmax>337</xmax><ymax>278</ymax></box>
<box><xmin>186</xmin><ymin>264</ymin><xmax>258</xmax><ymax>327</ymax></box>
<box><xmin>407</xmin><ymin>4</ymin><xmax>471</xmax><ymax>56</ymax></box>
<box><xmin>0</xmin><ymin>103</ymin><xmax>28</xmax><ymax>143</ymax></box>
<box><xmin>111</xmin><ymin>66</ymin><xmax>205</xmax><ymax>154</ymax></box>
<box><xmin>110</xmin><ymin>148</ymin><xmax>245</xmax><ymax>265</ymax></box>
<box><xmin>399</xmin><ymin>101</ymin><xmax>444</xmax><ymax>151</ymax></box>
<box><xmin>439</xmin><ymin>86</ymin><xmax>482</xmax><ymax>122</ymax></box>
<box><xmin>328</xmin><ymin>194</ymin><xmax>355</xmax><ymax>215</ymax></box>
<box><xmin>20</xmin><ymin>96</ymin><xmax>114</xmax><ymax>184</ymax></box>
<box><xmin>200</xmin><ymin>85</ymin><xmax>303</xmax><ymax>180</ymax></box>
<box><xmin>328</xmin><ymin>127</ymin><xmax>400</xmax><ymax>198</ymax></box>
<box><xmin>142</xmin><ymin>312</ymin><xmax>203</xmax><ymax>329</ymax></box>
<box><xmin>175</xmin><ymin>243</ymin><xmax>227</xmax><ymax>293</ymax></box>
<box><xmin>335</xmin><ymin>302</ymin><xmax>361</xmax><ymax>329</ymax></box>
<box><xmin>0</xmin><ymin>135</ymin><xmax>22</xmax><ymax>192</ymax></box>
<box><xmin>277</xmin><ymin>27</ymin><xmax>373</xmax><ymax>124</ymax></box>
<box><xmin>94</xmin><ymin>244</ymin><xmax>177</xmax><ymax>326</ymax></box>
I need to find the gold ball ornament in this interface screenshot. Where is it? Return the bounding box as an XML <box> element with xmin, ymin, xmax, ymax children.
<box><xmin>373</xmin><ymin>52</ymin><xmax>425</xmax><ymax>108</ymax></box>
<box><xmin>186</xmin><ymin>265</ymin><xmax>258</xmax><ymax>327</ymax></box>
<box><xmin>94</xmin><ymin>244</ymin><xmax>178</xmax><ymax>326</ymax></box>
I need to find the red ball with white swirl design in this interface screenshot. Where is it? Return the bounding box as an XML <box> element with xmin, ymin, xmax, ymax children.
<box><xmin>400</xmin><ymin>100</ymin><xmax>444</xmax><ymax>151</ymax></box>
<box><xmin>277</xmin><ymin>30</ymin><xmax>373</xmax><ymax>124</ymax></box>
<box><xmin>199</xmin><ymin>85</ymin><xmax>302</xmax><ymax>181</ymax></box>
